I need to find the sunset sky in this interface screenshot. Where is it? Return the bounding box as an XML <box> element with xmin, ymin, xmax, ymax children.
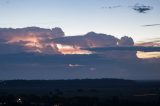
<box><xmin>0</xmin><ymin>0</ymin><xmax>160</xmax><ymax>42</ymax></box>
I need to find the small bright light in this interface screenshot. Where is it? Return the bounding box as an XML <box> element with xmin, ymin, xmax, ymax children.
<box><xmin>53</xmin><ymin>104</ymin><xmax>59</xmax><ymax>106</ymax></box>
<box><xmin>69</xmin><ymin>64</ymin><xmax>83</xmax><ymax>67</ymax></box>
<box><xmin>17</xmin><ymin>98</ymin><xmax>22</xmax><ymax>103</ymax></box>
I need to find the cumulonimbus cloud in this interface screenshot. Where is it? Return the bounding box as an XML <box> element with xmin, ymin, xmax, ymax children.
<box><xmin>0</xmin><ymin>28</ymin><xmax>135</xmax><ymax>56</ymax></box>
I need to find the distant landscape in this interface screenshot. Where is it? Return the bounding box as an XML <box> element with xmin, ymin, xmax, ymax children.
<box><xmin>0</xmin><ymin>79</ymin><xmax>160</xmax><ymax>106</ymax></box>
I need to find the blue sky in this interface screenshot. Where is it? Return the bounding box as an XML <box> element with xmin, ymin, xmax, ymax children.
<box><xmin>0</xmin><ymin>0</ymin><xmax>160</xmax><ymax>41</ymax></box>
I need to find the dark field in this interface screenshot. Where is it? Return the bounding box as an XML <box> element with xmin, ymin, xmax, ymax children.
<box><xmin>0</xmin><ymin>79</ymin><xmax>160</xmax><ymax>106</ymax></box>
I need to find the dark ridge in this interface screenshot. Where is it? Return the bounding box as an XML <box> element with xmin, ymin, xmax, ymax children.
<box><xmin>0</xmin><ymin>79</ymin><xmax>135</xmax><ymax>88</ymax></box>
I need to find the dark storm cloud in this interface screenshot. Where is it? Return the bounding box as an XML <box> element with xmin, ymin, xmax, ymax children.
<box><xmin>0</xmin><ymin>53</ymin><xmax>160</xmax><ymax>80</ymax></box>
<box><xmin>0</xmin><ymin>42</ymin><xmax>26</xmax><ymax>54</ymax></box>
<box><xmin>0</xmin><ymin>53</ymin><xmax>102</xmax><ymax>64</ymax></box>
<box><xmin>84</xmin><ymin>46</ymin><xmax>160</xmax><ymax>52</ymax></box>
<box><xmin>0</xmin><ymin>28</ymin><xmax>159</xmax><ymax>80</ymax></box>
<box><xmin>54</xmin><ymin>32</ymin><xmax>119</xmax><ymax>47</ymax></box>
<box><xmin>0</xmin><ymin>27</ymin><xmax>135</xmax><ymax>56</ymax></box>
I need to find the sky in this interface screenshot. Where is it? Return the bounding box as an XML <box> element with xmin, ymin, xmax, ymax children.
<box><xmin>0</xmin><ymin>0</ymin><xmax>160</xmax><ymax>42</ymax></box>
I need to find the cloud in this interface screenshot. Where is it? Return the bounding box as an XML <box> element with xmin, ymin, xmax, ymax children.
<box><xmin>0</xmin><ymin>27</ymin><xmax>159</xmax><ymax>80</ymax></box>
<box><xmin>142</xmin><ymin>24</ymin><xmax>160</xmax><ymax>27</ymax></box>
<box><xmin>101</xmin><ymin>3</ymin><xmax>153</xmax><ymax>14</ymax></box>
<box><xmin>0</xmin><ymin>27</ymin><xmax>64</xmax><ymax>41</ymax></box>
<box><xmin>135</xmin><ymin>38</ymin><xmax>160</xmax><ymax>46</ymax></box>
<box><xmin>118</xmin><ymin>36</ymin><xmax>134</xmax><ymax>46</ymax></box>
<box><xmin>0</xmin><ymin>27</ymin><xmax>64</xmax><ymax>54</ymax></box>
<box><xmin>84</xmin><ymin>46</ymin><xmax>160</xmax><ymax>52</ymax></box>
<box><xmin>53</xmin><ymin>32</ymin><xmax>136</xmax><ymax>59</ymax></box>
<box><xmin>83</xmin><ymin>46</ymin><xmax>160</xmax><ymax>59</ymax></box>
<box><xmin>132</xmin><ymin>3</ymin><xmax>153</xmax><ymax>13</ymax></box>
<box><xmin>0</xmin><ymin>53</ymin><xmax>160</xmax><ymax>80</ymax></box>
<box><xmin>2</xmin><ymin>27</ymin><xmax>159</xmax><ymax>59</ymax></box>
<box><xmin>0</xmin><ymin>42</ymin><xmax>26</xmax><ymax>54</ymax></box>
<box><xmin>0</xmin><ymin>28</ymin><xmax>137</xmax><ymax>59</ymax></box>
<box><xmin>102</xmin><ymin>5</ymin><xmax>122</xmax><ymax>9</ymax></box>
<box><xmin>54</xmin><ymin>32</ymin><xmax>119</xmax><ymax>48</ymax></box>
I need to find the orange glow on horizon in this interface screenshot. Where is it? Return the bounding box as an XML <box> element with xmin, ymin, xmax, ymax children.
<box><xmin>56</xmin><ymin>44</ymin><xmax>92</xmax><ymax>54</ymax></box>
<box><xmin>137</xmin><ymin>51</ymin><xmax>160</xmax><ymax>59</ymax></box>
